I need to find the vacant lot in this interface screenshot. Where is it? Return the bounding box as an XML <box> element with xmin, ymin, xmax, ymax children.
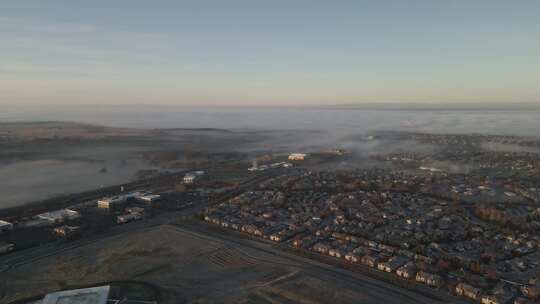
<box><xmin>0</xmin><ymin>225</ymin><xmax>451</xmax><ymax>304</ymax></box>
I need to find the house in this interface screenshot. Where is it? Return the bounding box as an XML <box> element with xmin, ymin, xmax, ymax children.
<box><xmin>328</xmin><ymin>248</ymin><xmax>346</xmax><ymax>259</ymax></box>
<box><xmin>396</xmin><ymin>262</ymin><xmax>416</xmax><ymax>279</ymax></box>
<box><xmin>313</xmin><ymin>243</ymin><xmax>330</xmax><ymax>255</ymax></box>
<box><xmin>361</xmin><ymin>254</ymin><xmax>380</xmax><ymax>268</ymax></box>
<box><xmin>415</xmin><ymin>271</ymin><xmax>430</xmax><ymax>284</ymax></box>
<box><xmin>345</xmin><ymin>252</ymin><xmax>360</xmax><ymax>263</ymax></box>
<box><xmin>0</xmin><ymin>220</ymin><xmax>13</xmax><ymax>233</ymax></box>
<box><xmin>377</xmin><ymin>256</ymin><xmax>408</xmax><ymax>273</ymax></box>
<box><xmin>456</xmin><ymin>283</ymin><xmax>482</xmax><ymax>301</ymax></box>
<box><xmin>241</xmin><ymin>224</ymin><xmax>257</xmax><ymax>234</ymax></box>
<box><xmin>416</xmin><ymin>271</ymin><xmax>444</xmax><ymax>288</ymax></box>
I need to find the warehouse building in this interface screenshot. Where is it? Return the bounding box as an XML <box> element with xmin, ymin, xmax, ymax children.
<box><xmin>36</xmin><ymin>209</ymin><xmax>80</xmax><ymax>224</ymax></box>
<box><xmin>136</xmin><ymin>193</ymin><xmax>161</xmax><ymax>204</ymax></box>
<box><xmin>42</xmin><ymin>286</ymin><xmax>110</xmax><ymax>304</ymax></box>
<box><xmin>0</xmin><ymin>220</ymin><xmax>13</xmax><ymax>233</ymax></box>
<box><xmin>97</xmin><ymin>196</ymin><xmax>127</xmax><ymax>209</ymax></box>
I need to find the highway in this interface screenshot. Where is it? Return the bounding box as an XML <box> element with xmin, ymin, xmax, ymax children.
<box><xmin>0</xmin><ymin>169</ymin><xmax>278</xmax><ymax>273</ymax></box>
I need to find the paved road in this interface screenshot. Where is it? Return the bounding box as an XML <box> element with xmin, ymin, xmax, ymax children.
<box><xmin>0</xmin><ymin>210</ymin><xmax>185</xmax><ymax>272</ymax></box>
<box><xmin>0</xmin><ymin>170</ymin><xmax>276</xmax><ymax>272</ymax></box>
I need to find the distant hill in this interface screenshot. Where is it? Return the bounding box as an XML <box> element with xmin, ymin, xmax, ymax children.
<box><xmin>319</xmin><ymin>102</ymin><xmax>540</xmax><ymax>111</ymax></box>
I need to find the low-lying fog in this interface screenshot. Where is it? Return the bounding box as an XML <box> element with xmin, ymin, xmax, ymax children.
<box><xmin>1</xmin><ymin>105</ymin><xmax>540</xmax><ymax>209</ymax></box>
<box><xmin>0</xmin><ymin>158</ymin><xmax>152</xmax><ymax>208</ymax></box>
<box><xmin>3</xmin><ymin>105</ymin><xmax>540</xmax><ymax>136</ymax></box>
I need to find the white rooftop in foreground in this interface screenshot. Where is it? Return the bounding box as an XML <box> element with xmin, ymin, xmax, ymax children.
<box><xmin>0</xmin><ymin>219</ymin><xmax>12</xmax><ymax>227</ymax></box>
<box><xmin>42</xmin><ymin>286</ymin><xmax>110</xmax><ymax>304</ymax></box>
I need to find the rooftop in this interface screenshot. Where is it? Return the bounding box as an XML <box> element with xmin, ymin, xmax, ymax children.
<box><xmin>0</xmin><ymin>219</ymin><xmax>12</xmax><ymax>227</ymax></box>
<box><xmin>42</xmin><ymin>286</ymin><xmax>110</xmax><ymax>304</ymax></box>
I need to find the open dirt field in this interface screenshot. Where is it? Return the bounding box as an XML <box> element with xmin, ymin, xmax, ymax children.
<box><xmin>0</xmin><ymin>225</ymin><xmax>448</xmax><ymax>304</ymax></box>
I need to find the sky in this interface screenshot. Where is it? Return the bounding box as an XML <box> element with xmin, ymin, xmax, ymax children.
<box><xmin>1</xmin><ymin>0</ymin><xmax>539</xmax><ymax>106</ymax></box>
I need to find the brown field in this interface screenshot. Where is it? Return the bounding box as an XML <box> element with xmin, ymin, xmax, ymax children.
<box><xmin>0</xmin><ymin>225</ymin><xmax>449</xmax><ymax>304</ymax></box>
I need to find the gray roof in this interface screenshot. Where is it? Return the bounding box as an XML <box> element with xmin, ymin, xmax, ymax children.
<box><xmin>42</xmin><ymin>286</ymin><xmax>110</xmax><ymax>304</ymax></box>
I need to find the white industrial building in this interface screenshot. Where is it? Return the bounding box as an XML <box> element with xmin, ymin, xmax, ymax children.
<box><xmin>98</xmin><ymin>192</ymin><xmax>160</xmax><ymax>208</ymax></box>
<box><xmin>0</xmin><ymin>220</ymin><xmax>13</xmax><ymax>233</ymax></box>
<box><xmin>42</xmin><ymin>286</ymin><xmax>110</xmax><ymax>304</ymax></box>
<box><xmin>36</xmin><ymin>209</ymin><xmax>80</xmax><ymax>224</ymax></box>
<box><xmin>136</xmin><ymin>193</ymin><xmax>161</xmax><ymax>203</ymax></box>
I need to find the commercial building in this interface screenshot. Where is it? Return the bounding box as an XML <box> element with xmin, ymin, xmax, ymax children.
<box><xmin>36</xmin><ymin>209</ymin><xmax>80</xmax><ymax>224</ymax></box>
<box><xmin>288</xmin><ymin>153</ymin><xmax>309</xmax><ymax>161</ymax></box>
<box><xmin>42</xmin><ymin>286</ymin><xmax>110</xmax><ymax>304</ymax></box>
<box><xmin>0</xmin><ymin>220</ymin><xmax>13</xmax><ymax>233</ymax></box>
<box><xmin>97</xmin><ymin>196</ymin><xmax>127</xmax><ymax>209</ymax></box>
<box><xmin>136</xmin><ymin>193</ymin><xmax>161</xmax><ymax>204</ymax></box>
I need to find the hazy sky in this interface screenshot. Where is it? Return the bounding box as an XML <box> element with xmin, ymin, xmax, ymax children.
<box><xmin>1</xmin><ymin>0</ymin><xmax>539</xmax><ymax>106</ymax></box>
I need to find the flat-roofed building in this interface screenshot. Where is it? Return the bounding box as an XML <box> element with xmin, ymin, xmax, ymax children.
<box><xmin>136</xmin><ymin>193</ymin><xmax>161</xmax><ymax>204</ymax></box>
<box><xmin>37</xmin><ymin>209</ymin><xmax>80</xmax><ymax>224</ymax></box>
<box><xmin>42</xmin><ymin>286</ymin><xmax>110</xmax><ymax>304</ymax></box>
<box><xmin>288</xmin><ymin>153</ymin><xmax>309</xmax><ymax>161</ymax></box>
<box><xmin>0</xmin><ymin>220</ymin><xmax>13</xmax><ymax>233</ymax></box>
<box><xmin>97</xmin><ymin>196</ymin><xmax>126</xmax><ymax>209</ymax></box>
